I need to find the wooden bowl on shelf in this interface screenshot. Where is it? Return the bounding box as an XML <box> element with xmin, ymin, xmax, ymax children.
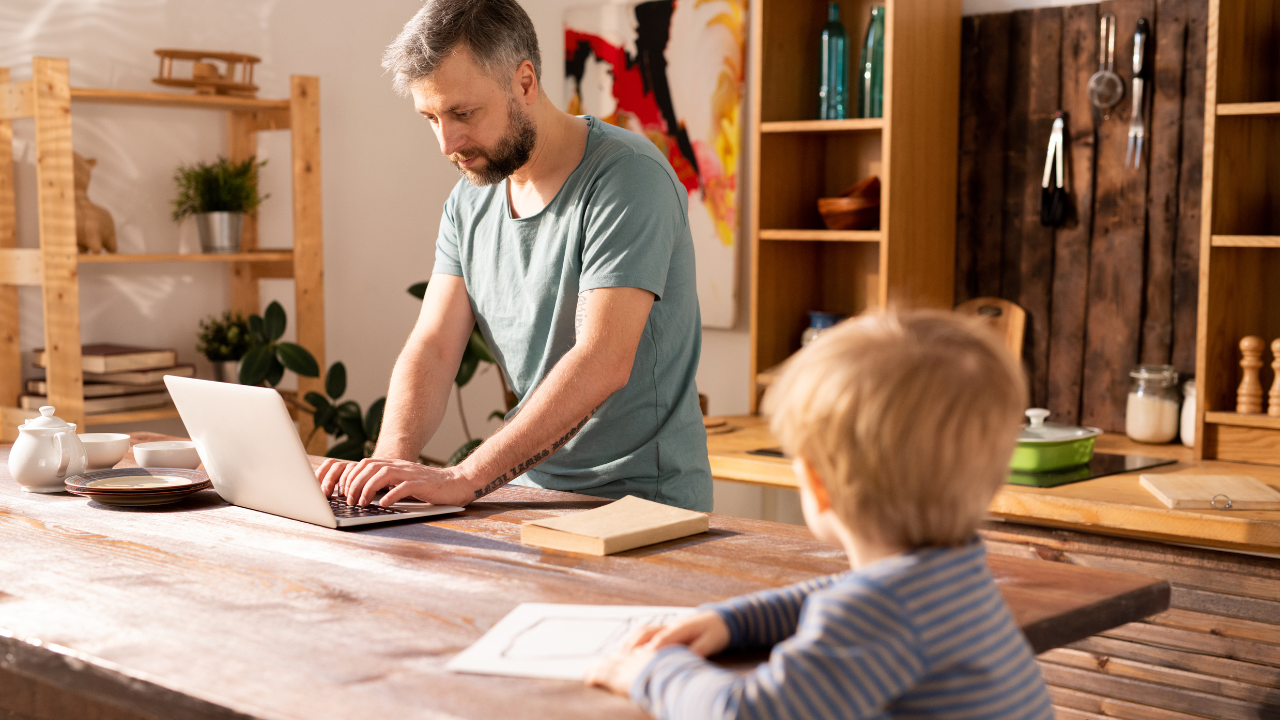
<box><xmin>818</xmin><ymin>176</ymin><xmax>880</xmax><ymax>231</ymax></box>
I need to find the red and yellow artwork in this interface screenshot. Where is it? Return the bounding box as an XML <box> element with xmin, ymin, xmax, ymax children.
<box><xmin>565</xmin><ymin>0</ymin><xmax>745</xmax><ymax>328</ymax></box>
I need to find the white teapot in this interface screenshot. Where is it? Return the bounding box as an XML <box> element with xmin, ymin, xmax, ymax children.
<box><xmin>8</xmin><ymin>406</ymin><xmax>88</xmax><ymax>493</ymax></box>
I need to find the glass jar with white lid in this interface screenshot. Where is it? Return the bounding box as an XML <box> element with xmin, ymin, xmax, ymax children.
<box><xmin>1126</xmin><ymin>365</ymin><xmax>1180</xmax><ymax>444</ymax></box>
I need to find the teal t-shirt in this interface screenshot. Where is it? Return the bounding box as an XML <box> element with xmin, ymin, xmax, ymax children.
<box><xmin>433</xmin><ymin>116</ymin><xmax>712</xmax><ymax>511</ymax></box>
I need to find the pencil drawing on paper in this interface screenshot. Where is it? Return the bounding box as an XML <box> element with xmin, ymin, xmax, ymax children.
<box><xmin>499</xmin><ymin>613</ymin><xmax>683</xmax><ymax>660</ymax></box>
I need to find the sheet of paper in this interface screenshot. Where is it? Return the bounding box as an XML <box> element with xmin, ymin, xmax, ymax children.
<box><xmin>447</xmin><ymin>603</ymin><xmax>695</xmax><ymax>680</ymax></box>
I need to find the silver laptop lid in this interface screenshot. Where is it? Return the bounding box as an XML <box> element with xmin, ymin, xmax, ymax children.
<box><xmin>165</xmin><ymin>376</ymin><xmax>338</xmax><ymax>528</ymax></box>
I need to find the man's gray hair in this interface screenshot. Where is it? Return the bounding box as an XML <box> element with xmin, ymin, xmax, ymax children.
<box><xmin>383</xmin><ymin>0</ymin><xmax>542</xmax><ymax>97</ymax></box>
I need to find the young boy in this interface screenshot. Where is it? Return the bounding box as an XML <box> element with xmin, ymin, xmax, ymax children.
<box><xmin>586</xmin><ymin>311</ymin><xmax>1054</xmax><ymax>719</ymax></box>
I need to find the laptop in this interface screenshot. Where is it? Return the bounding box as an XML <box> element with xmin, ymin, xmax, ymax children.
<box><xmin>164</xmin><ymin>376</ymin><xmax>464</xmax><ymax>528</ymax></box>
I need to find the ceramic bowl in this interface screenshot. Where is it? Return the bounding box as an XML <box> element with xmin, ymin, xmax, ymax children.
<box><xmin>77</xmin><ymin>433</ymin><xmax>132</xmax><ymax>470</ymax></box>
<box><xmin>133</xmin><ymin>441</ymin><xmax>202</xmax><ymax>470</ymax></box>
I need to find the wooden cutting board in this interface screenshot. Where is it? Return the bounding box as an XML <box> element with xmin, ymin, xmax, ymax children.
<box><xmin>1139</xmin><ymin>474</ymin><xmax>1280</xmax><ymax>510</ymax></box>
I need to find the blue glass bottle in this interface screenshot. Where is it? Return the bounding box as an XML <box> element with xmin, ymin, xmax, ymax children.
<box><xmin>818</xmin><ymin>2</ymin><xmax>848</xmax><ymax>120</ymax></box>
<box><xmin>857</xmin><ymin>5</ymin><xmax>885</xmax><ymax>119</ymax></box>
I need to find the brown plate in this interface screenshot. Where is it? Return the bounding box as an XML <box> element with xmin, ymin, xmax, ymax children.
<box><xmin>67</xmin><ymin>485</ymin><xmax>211</xmax><ymax>506</ymax></box>
<box><xmin>66</xmin><ymin>468</ymin><xmax>209</xmax><ymax>493</ymax></box>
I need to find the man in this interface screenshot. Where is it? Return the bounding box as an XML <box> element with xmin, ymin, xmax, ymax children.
<box><xmin>315</xmin><ymin>0</ymin><xmax>712</xmax><ymax>511</ymax></box>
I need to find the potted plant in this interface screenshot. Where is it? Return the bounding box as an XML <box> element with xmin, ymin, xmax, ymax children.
<box><xmin>171</xmin><ymin>155</ymin><xmax>267</xmax><ymax>254</ymax></box>
<box><xmin>197</xmin><ymin>311</ymin><xmax>253</xmax><ymax>383</ymax></box>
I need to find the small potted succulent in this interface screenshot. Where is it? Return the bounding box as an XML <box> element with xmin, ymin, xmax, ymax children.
<box><xmin>171</xmin><ymin>156</ymin><xmax>267</xmax><ymax>253</ymax></box>
<box><xmin>197</xmin><ymin>311</ymin><xmax>253</xmax><ymax>383</ymax></box>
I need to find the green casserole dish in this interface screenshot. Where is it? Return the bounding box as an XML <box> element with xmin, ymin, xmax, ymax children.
<box><xmin>1009</xmin><ymin>408</ymin><xmax>1103</xmax><ymax>472</ymax></box>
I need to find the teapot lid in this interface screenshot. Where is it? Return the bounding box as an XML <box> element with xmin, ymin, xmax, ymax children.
<box><xmin>23</xmin><ymin>406</ymin><xmax>73</xmax><ymax>430</ymax></box>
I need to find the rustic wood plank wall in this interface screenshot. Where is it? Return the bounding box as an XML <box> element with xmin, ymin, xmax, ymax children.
<box><xmin>956</xmin><ymin>0</ymin><xmax>1207</xmax><ymax>430</ymax></box>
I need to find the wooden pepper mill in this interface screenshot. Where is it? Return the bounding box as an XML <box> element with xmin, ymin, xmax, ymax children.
<box><xmin>1238</xmin><ymin>336</ymin><xmax>1265</xmax><ymax>414</ymax></box>
<box><xmin>1270</xmin><ymin>339</ymin><xmax>1280</xmax><ymax>418</ymax></box>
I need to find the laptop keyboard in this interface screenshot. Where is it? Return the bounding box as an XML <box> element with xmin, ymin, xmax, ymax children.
<box><xmin>328</xmin><ymin>497</ymin><xmax>407</xmax><ymax>518</ymax></box>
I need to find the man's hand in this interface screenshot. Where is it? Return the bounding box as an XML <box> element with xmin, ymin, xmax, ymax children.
<box><xmin>585</xmin><ymin>644</ymin><xmax>657</xmax><ymax>697</ymax></box>
<box><xmin>623</xmin><ymin>611</ymin><xmax>731</xmax><ymax>658</ymax></box>
<box><xmin>315</xmin><ymin>456</ymin><xmax>474</xmax><ymax>507</ymax></box>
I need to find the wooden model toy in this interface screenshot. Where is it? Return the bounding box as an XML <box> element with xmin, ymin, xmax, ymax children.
<box><xmin>1237</xmin><ymin>335</ymin><xmax>1264</xmax><ymax>414</ymax></box>
<box><xmin>153</xmin><ymin>49</ymin><xmax>260</xmax><ymax>97</ymax></box>
<box><xmin>73</xmin><ymin>153</ymin><xmax>116</xmax><ymax>254</ymax></box>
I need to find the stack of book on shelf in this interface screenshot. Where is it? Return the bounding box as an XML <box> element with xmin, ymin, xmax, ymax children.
<box><xmin>22</xmin><ymin>344</ymin><xmax>195</xmax><ymax>414</ymax></box>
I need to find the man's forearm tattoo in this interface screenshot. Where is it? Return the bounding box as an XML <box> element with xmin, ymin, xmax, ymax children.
<box><xmin>574</xmin><ymin>289</ymin><xmax>594</xmax><ymax>342</ymax></box>
<box><xmin>474</xmin><ymin>409</ymin><xmax>597</xmax><ymax>499</ymax></box>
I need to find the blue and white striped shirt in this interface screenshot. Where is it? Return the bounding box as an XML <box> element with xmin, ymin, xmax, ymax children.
<box><xmin>631</xmin><ymin>539</ymin><xmax>1054</xmax><ymax>720</ymax></box>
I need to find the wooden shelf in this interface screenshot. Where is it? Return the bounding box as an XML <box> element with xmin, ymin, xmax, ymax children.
<box><xmin>1210</xmin><ymin>235</ymin><xmax>1280</xmax><ymax>248</ymax></box>
<box><xmin>1204</xmin><ymin>412</ymin><xmax>1280</xmax><ymax>430</ymax></box>
<box><xmin>758</xmin><ymin>229</ymin><xmax>881</xmax><ymax>242</ymax></box>
<box><xmin>84</xmin><ymin>404</ymin><xmax>181</xmax><ymax>426</ymax></box>
<box><xmin>78</xmin><ymin>251</ymin><xmax>293</xmax><ymax>264</ymax></box>
<box><xmin>70</xmin><ymin>87</ymin><xmax>289</xmax><ymax>112</ymax></box>
<box><xmin>760</xmin><ymin>118</ymin><xmax>885</xmax><ymax>133</ymax></box>
<box><xmin>1216</xmin><ymin>102</ymin><xmax>1280</xmax><ymax>116</ymax></box>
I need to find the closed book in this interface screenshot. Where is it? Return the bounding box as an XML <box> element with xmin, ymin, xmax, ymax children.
<box><xmin>83</xmin><ymin>364</ymin><xmax>195</xmax><ymax>385</ymax></box>
<box><xmin>26</xmin><ymin>379</ymin><xmax>167</xmax><ymax>397</ymax></box>
<box><xmin>20</xmin><ymin>391</ymin><xmax>170</xmax><ymax>414</ymax></box>
<box><xmin>33</xmin><ymin>344</ymin><xmax>178</xmax><ymax>374</ymax></box>
<box><xmin>521</xmin><ymin>495</ymin><xmax>709</xmax><ymax>556</ymax></box>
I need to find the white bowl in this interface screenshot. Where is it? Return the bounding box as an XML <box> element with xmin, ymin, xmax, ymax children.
<box><xmin>133</xmin><ymin>441</ymin><xmax>202</xmax><ymax>470</ymax></box>
<box><xmin>77</xmin><ymin>433</ymin><xmax>132</xmax><ymax>471</ymax></box>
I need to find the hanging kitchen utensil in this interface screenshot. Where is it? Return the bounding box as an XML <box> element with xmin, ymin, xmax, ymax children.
<box><xmin>1125</xmin><ymin>18</ymin><xmax>1149</xmax><ymax>169</ymax></box>
<box><xmin>1087</xmin><ymin>13</ymin><xmax>1124</xmax><ymax>119</ymax></box>
<box><xmin>1040</xmin><ymin>112</ymin><xmax>1067</xmax><ymax>227</ymax></box>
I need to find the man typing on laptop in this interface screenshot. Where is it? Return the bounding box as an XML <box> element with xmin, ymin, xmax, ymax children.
<box><xmin>315</xmin><ymin>0</ymin><xmax>711</xmax><ymax>512</ymax></box>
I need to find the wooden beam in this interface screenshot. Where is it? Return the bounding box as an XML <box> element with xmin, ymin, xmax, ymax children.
<box><xmin>0</xmin><ymin>406</ymin><xmax>39</xmax><ymax>442</ymax></box>
<box><xmin>291</xmin><ymin>76</ymin><xmax>326</xmax><ymax>456</ymax></box>
<box><xmin>0</xmin><ymin>79</ymin><xmax>33</xmax><ymax>120</ymax></box>
<box><xmin>0</xmin><ymin>248</ymin><xmax>42</xmax><ymax>285</ymax></box>
<box><xmin>250</xmin><ymin>260</ymin><xmax>294</xmax><ymax>280</ymax></box>
<box><xmin>33</xmin><ymin>58</ymin><xmax>84</xmax><ymax>429</ymax></box>
<box><xmin>228</xmin><ymin>109</ymin><xmax>260</xmax><ymax>318</ymax></box>
<box><xmin>0</xmin><ymin>68</ymin><xmax>21</xmax><ymax>410</ymax></box>
<box><xmin>69</xmin><ymin>87</ymin><xmax>288</xmax><ymax>112</ymax></box>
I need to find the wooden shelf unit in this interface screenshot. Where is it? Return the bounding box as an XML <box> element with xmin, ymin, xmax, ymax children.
<box><xmin>1194</xmin><ymin>1</ymin><xmax>1280</xmax><ymax>465</ymax></box>
<box><xmin>0</xmin><ymin>58</ymin><xmax>326</xmax><ymax>453</ymax></box>
<box><xmin>746</xmin><ymin>0</ymin><xmax>961</xmax><ymax>411</ymax></box>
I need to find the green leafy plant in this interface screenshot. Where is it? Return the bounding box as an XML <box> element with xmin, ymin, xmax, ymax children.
<box><xmin>238</xmin><ymin>301</ymin><xmax>320</xmax><ymax>387</ymax></box>
<box><xmin>236</xmin><ymin>300</ymin><xmax>385</xmax><ymax>461</ymax></box>
<box><xmin>171</xmin><ymin>155</ymin><xmax>268</xmax><ymax>222</ymax></box>
<box><xmin>409</xmin><ymin>281</ymin><xmax>512</xmax><ymax>466</ymax></box>
<box><xmin>303</xmin><ymin>363</ymin><xmax>386</xmax><ymax>461</ymax></box>
<box><xmin>196</xmin><ymin>311</ymin><xmax>252</xmax><ymax>362</ymax></box>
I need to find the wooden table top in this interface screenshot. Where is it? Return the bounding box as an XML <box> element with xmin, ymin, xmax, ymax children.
<box><xmin>1</xmin><ymin>435</ymin><xmax>1167</xmax><ymax>720</ymax></box>
<box><xmin>707</xmin><ymin>415</ymin><xmax>1280</xmax><ymax>554</ymax></box>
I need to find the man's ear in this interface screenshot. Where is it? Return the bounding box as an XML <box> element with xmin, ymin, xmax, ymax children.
<box><xmin>794</xmin><ymin>457</ymin><xmax>833</xmax><ymax>513</ymax></box>
<box><xmin>513</xmin><ymin>60</ymin><xmax>538</xmax><ymax>105</ymax></box>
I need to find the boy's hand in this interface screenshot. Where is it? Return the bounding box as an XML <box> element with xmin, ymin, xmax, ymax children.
<box><xmin>585</xmin><ymin>645</ymin><xmax>656</xmax><ymax>696</ymax></box>
<box><xmin>626</xmin><ymin>610</ymin><xmax>731</xmax><ymax>657</ymax></box>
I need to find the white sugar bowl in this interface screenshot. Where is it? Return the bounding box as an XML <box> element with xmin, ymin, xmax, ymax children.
<box><xmin>8</xmin><ymin>406</ymin><xmax>88</xmax><ymax>493</ymax></box>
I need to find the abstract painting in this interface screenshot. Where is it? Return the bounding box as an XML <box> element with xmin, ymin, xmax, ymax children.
<box><xmin>565</xmin><ymin>0</ymin><xmax>745</xmax><ymax>328</ymax></box>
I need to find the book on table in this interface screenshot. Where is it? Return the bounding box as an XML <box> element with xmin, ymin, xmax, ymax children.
<box><xmin>33</xmin><ymin>344</ymin><xmax>178</xmax><ymax>374</ymax></box>
<box><xmin>20</xmin><ymin>392</ymin><xmax>171</xmax><ymax>414</ymax></box>
<box><xmin>520</xmin><ymin>495</ymin><xmax>709</xmax><ymax>556</ymax></box>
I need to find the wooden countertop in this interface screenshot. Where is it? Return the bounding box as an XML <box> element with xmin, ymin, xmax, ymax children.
<box><xmin>0</xmin><ymin>435</ymin><xmax>1168</xmax><ymax>719</ymax></box>
<box><xmin>706</xmin><ymin>415</ymin><xmax>1280</xmax><ymax>555</ymax></box>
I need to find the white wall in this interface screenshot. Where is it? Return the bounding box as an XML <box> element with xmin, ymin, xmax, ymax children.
<box><xmin>2</xmin><ymin>0</ymin><xmax>1057</xmax><ymax>523</ymax></box>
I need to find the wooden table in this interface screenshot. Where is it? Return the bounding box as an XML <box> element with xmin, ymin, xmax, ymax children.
<box><xmin>0</xmin><ymin>436</ymin><xmax>1168</xmax><ymax>720</ymax></box>
<box><xmin>708</xmin><ymin>414</ymin><xmax>1280</xmax><ymax>555</ymax></box>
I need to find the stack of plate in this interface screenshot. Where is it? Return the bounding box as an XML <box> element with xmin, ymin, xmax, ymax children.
<box><xmin>65</xmin><ymin>468</ymin><xmax>211</xmax><ymax>506</ymax></box>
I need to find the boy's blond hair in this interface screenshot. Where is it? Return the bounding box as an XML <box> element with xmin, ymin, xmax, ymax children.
<box><xmin>764</xmin><ymin>310</ymin><xmax>1027</xmax><ymax>548</ymax></box>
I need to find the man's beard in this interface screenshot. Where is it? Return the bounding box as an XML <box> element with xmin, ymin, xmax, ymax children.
<box><xmin>451</xmin><ymin>99</ymin><xmax>537</xmax><ymax>187</ymax></box>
